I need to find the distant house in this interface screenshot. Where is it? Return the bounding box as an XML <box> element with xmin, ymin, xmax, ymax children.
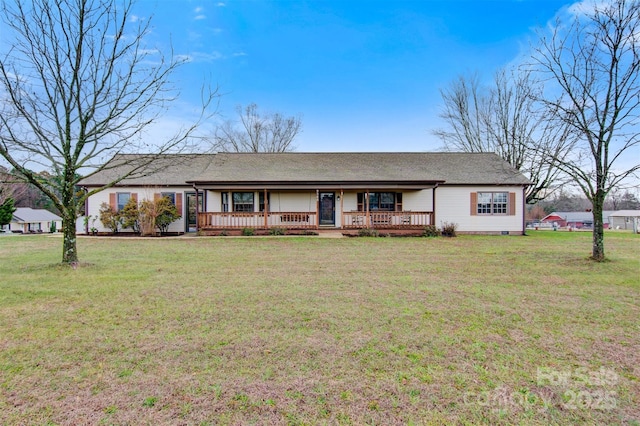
<box><xmin>6</xmin><ymin>207</ymin><xmax>62</xmax><ymax>233</ymax></box>
<box><xmin>609</xmin><ymin>210</ymin><xmax>640</xmax><ymax>232</ymax></box>
<box><xmin>78</xmin><ymin>152</ymin><xmax>532</xmax><ymax>235</ymax></box>
<box><xmin>541</xmin><ymin>211</ymin><xmax>614</xmax><ymax>229</ymax></box>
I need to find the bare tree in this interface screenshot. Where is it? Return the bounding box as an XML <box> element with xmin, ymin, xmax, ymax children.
<box><xmin>532</xmin><ymin>0</ymin><xmax>640</xmax><ymax>261</ymax></box>
<box><xmin>434</xmin><ymin>68</ymin><xmax>574</xmax><ymax>204</ymax></box>
<box><xmin>605</xmin><ymin>187</ymin><xmax>640</xmax><ymax>210</ymax></box>
<box><xmin>213</xmin><ymin>103</ymin><xmax>302</xmax><ymax>152</ymax></box>
<box><xmin>0</xmin><ymin>0</ymin><xmax>216</xmax><ymax>264</ymax></box>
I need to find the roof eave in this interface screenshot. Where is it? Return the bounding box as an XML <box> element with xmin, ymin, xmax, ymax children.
<box><xmin>186</xmin><ymin>180</ymin><xmax>446</xmax><ymax>189</ymax></box>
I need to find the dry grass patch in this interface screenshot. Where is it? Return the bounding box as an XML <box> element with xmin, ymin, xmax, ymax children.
<box><xmin>0</xmin><ymin>232</ymin><xmax>638</xmax><ymax>425</ymax></box>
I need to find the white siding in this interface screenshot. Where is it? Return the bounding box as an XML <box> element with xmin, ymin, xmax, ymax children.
<box><xmin>403</xmin><ymin>189</ymin><xmax>433</xmax><ymax>211</ymax></box>
<box><xmin>436</xmin><ymin>186</ymin><xmax>524</xmax><ymax>233</ymax></box>
<box><xmin>207</xmin><ymin>190</ymin><xmax>222</xmax><ymax>212</ymax></box>
<box><xmin>342</xmin><ymin>191</ymin><xmax>358</xmax><ymax>212</ymax></box>
<box><xmin>268</xmin><ymin>192</ymin><xmax>318</xmax><ymax>212</ymax></box>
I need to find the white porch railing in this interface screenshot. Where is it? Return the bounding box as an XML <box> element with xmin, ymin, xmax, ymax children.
<box><xmin>198</xmin><ymin>212</ymin><xmax>317</xmax><ymax>229</ymax></box>
<box><xmin>342</xmin><ymin>211</ymin><xmax>433</xmax><ymax>229</ymax></box>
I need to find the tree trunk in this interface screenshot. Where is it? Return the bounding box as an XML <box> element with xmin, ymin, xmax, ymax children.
<box><xmin>62</xmin><ymin>211</ymin><xmax>78</xmax><ymax>264</ymax></box>
<box><xmin>591</xmin><ymin>191</ymin><xmax>606</xmax><ymax>261</ymax></box>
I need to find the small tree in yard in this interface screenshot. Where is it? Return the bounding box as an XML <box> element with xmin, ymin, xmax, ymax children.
<box><xmin>532</xmin><ymin>0</ymin><xmax>640</xmax><ymax>261</ymax></box>
<box><xmin>120</xmin><ymin>198</ymin><xmax>141</xmax><ymax>234</ymax></box>
<box><xmin>0</xmin><ymin>0</ymin><xmax>216</xmax><ymax>265</ymax></box>
<box><xmin>99</xmin><ymin>202</ymin><xmax>120</xmax><ymax>234</ymax></box>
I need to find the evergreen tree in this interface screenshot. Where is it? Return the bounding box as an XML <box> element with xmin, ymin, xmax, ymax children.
<box><xmin>0</xmin><ymin>197</ymin><xmax>16</xmax><ymax>228</ymax></box>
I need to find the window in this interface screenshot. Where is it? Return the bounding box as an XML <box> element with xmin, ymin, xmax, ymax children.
<box><xmin>161</xmin><ymin>192</ymin><xmax>176</xmax><ymax>205</ymax></box>
<box><xmin>117</xmin><ymin>192</ymin><xmax>130</xmax><ymax>211</ymax></box>
<box><xmin>259</xmin><ymin>192</ymin><xmax>270</xmax><ymax>212</ymax></box>
<box><xmin>222</xmin><ymin>193</ymin><xmax>229</xmax><ymax>212</ymax></box>
<box><xmin>357</xmin><ymin>192</ymin><xmax>399</xmax><ymax>211</ymax></box>
<box><xmin>476</xmin><ymin>192</ymin><xmax>509</xmax><ymax>215</ymax></box>
<box><xmin>233</xmin><ymin>192</ymin><xmax>254</xmax><ymax>212</ymax></box>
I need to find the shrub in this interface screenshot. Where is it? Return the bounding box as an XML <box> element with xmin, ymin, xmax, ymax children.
<box><xmin>440</xmin><ymin>222</ymin><xmax>458</xmax><ymax>237</ymax></box>
<box><xmin>138</xmin><ymin>196</ymin><xmax>180</xmax><ymax>236</ymax></box>
<box><xmin>423</xmin><ymin>224</ymin><xmax>439</xmax><ymax>237</ymax></box>
<box><xmin>358</xmin><ymin>228</ymin><xmax>379</xmax><ymax>237</ymax></box>
<box><xmin>138</xmin><ymin>200</ymin><xmax>157</xmax><ymax>236</ymax></box>
<box><xmin>120</xmin><ymin>197</ymin><xmax>140</xmax><ymax>233</ymax></box>
<box><xmin>219</xmin><ymin>229</ymin><xmax>229</xmax><ymax>236</ymax></box>
<box><xmin>242</xmin><ymin>227</ymin><xmax>255</xmax><ymax>236</ymax></box>
<box><xmin>99</xmin><ymin>202</ymin><xmax>120</xmax><ymax>234</ymax></box>
<box><xmin>269</xmin><ymin>227</ymin><xmax>286</xmax><ymax>236</ymax></box>
<box><xmin>154</xmin><ymin>197</ymin><xmax>180</xmax><ymax>234</ymax></box>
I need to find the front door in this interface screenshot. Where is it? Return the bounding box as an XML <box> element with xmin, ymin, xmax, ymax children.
<box><xmin>185</xmin><ymin>191</ymin><xmax>203</xmax><ymax>232</ymax></box>
<box><xmin>319</xmin><ymin>192</ymin><xmax>335</xmax><ymax>226</ymax></box>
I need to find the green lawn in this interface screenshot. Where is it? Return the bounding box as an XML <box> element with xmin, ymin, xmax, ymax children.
<box><xmin>0</xmin><ymin>231</ymin><xmax>638</xmax><ymax>425</ymax></box>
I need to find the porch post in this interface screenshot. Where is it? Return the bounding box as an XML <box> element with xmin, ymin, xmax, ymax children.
<box><xmin>432</xmin><ymin>184</ymin><xmax>437</xmax><ymax>226</ymax></box>
<box><xmin>316</xmin><ymin>190</ymin><xmax>320</xmax><ymax>229</ymax></box>
<box><xmin>82</xmin><ymin>187</ymin><xmax>89</xmax><ymax>234</ymax></box>
<box><xmin>340</xmin><ymin>188</ymin><xmax>344</xmax><ymax>229</ymax></box>
<box><xmin>264</xmin><ymin>188</ymin><xmax>268</xmax><ymax>230</ymax></box>
<box><xmin>193</xmin><ymin>185</ymin><xmax>199</xmax><ymax>232</ymax></box>
<box><xmin>522</xmin><ymin>186</ymin><xmax>526</xmax><ymax>235</ymax></box>
<box><xmin>365</xmin><ymin>190</ymin><xmax>370</xmax><ymax>228</ymax></box>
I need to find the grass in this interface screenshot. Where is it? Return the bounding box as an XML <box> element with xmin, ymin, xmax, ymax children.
<box><xmin>0</xmin><ymin>231</ymin><xmax>638</xmax><ymax>425</ymax></box>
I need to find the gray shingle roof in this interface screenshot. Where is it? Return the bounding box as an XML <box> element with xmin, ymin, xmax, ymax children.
<box><xmin>189</xmin><ymin>152</ymin><xmax>531</xmax><ymax>185</ymax></box>
<box><xmin>78</xmin><ymin>154</ymin><xmax>214</xmax><ymax>187</ymax></box>
<box><xmin>609</xmin><ymin>210</ymin><xmax>640</xmax><ymax>217</ymax></box>
<box><xmin>13</xmin><ymin>208</ymin><xmax>62</xmax><ymax>223</ymax></box>
<box><xmin>79</xmin><ymin>152</ymin><xmax>531</xmax><ymax>187</ymax></box>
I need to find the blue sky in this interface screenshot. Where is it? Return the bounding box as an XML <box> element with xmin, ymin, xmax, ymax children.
<box><xmin>4</xmin><ymin>0</ymin><xmax>636</xmax><ymax>179</ymax></box>
<box><xmin>134</xmin><ymin>0</ymin><xmax>579</xmax><ymax>152</ymax></box>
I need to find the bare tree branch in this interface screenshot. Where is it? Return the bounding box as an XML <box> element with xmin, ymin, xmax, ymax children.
<box><xmin>0</xmin><ymin>0</ymin><xmax>218</xmax><ymax>263</ymax></box>
<box><xmin>531</xmin><ymin>0</ymin><xmax>640</xmax><ymax>260</ymax></box>
<box><xmin>433</xmin><ymin>68</ymin><xmax>575</xmax><ymax>203</ymax></box>
<box><xmin>211</xmin><ymin>103</ymin><xmax>302</xmax><ymax>153</ymax></box>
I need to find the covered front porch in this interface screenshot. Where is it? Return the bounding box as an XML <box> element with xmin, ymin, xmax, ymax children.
<box><xmin>197</xmin><ymin>210</ymin><xmax>434</xmax><ymax>230</ymax></box>
<box><xmin>195</xmin><ymin>188</ymin><xmax>436</xmax><ymax>231</ymax></box>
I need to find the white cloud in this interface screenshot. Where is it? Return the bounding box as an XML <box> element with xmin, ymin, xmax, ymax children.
<box><xmin>129</xmin><ymin>14</ymin><xmax>140</xmax><ymax>23</ymax></box>
<box><xmin>176</xmin><ymin>51</ymin><xmax>224</xmax><ymax>63</ymax></box>
<box><xmin>566</xmin><ymin>0</ymin><xmax>610</xmax><ymax>17</ymax></box>
<box><xmin>194</xmin><ymin>7</ymin><xmax>204</xmax><ymax>13</ymax></box>
<box><xmin>232</xmin><ymin>52</ymin><xmax>247</xmax><ymax>57</ymax></box>
<box><xmin>175</xmin><ymin>54</ymin><xmax>194</xmax><ymax>63</ymax></box>
<box><xmin>217</xmin><ymin>2</ymin><xmax>226</xmax><ymax>7</ymax></box>
<box><xmin>139</xmin><ymin>49</ymin><xmax>160</xmax><ymax>56</ymax></box>
<box><xmin>194</xmin><ymin>14</ymin><xmax>206</xmax><ymax>21</ymax></box>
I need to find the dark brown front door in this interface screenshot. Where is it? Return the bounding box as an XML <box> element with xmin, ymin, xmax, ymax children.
<box><xmin>185</xmin><ymin>192</ymin><xmax>203</xmax><ymax>232</ymax></box>
<box><xmin>319</xmin><ymin>192</ymin><xmax>335</xmax><ymax>225</ymax></box>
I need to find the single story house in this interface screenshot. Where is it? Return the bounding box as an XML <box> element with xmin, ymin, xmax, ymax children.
<box><xmin>609</xmin><ymin>210</ymin><xmax>640</xmax><ymax>232</ymax></box>
<box><xmin>4</xmin><ymin>207</ymin><xmax>63</xmax><ymax>233</ymax></box>
<box><xmin>78</xmin><ymin>152</ymin><xmax>532</xmax><ymax>235</ymax></box>
<box><xmin>541</xmin><ymin>211</ymin><xmax>614</xmax><ymax>229</ymax></box>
